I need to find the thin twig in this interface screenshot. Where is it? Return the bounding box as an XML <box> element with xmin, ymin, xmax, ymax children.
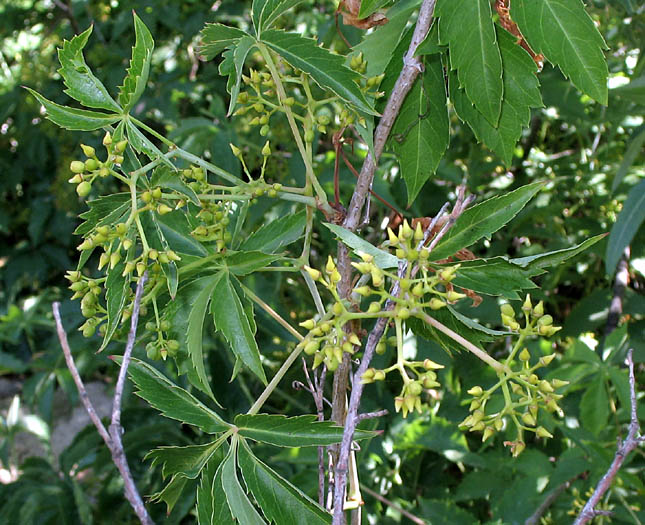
<box><xmin>524</xmin><ymin>479</ymin><xmax>573</xmax><ymax>525</ymax></box>
<box><xmin>357</xmin><ymin>409</ymin><xmax>388</xmax><ymax>422</ymax></box>
<box><xmin>53</xmin><ymin>272</ymin><xmax>154</xmax><ymax>525</ymax></box>
<box><xmin>360</xmin><ymin>484</ymin><xmax>426</xmax><ymax>525</ymax></box>
<box><xmin>330</xmin><ymin>4</ymin><xmax>438</xmax><ymax>518</ymax></box>
<box><xmin>53</xmin><ymin>305</ymin><xmax>111</xmax><ymax>445</ymax></box>
<box><xmin>574</xmin><ymin>349</ymin><xmax>643</xmax><ymax>525</ymax></box>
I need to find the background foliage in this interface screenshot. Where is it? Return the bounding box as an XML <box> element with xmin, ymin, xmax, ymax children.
<box><xmin>0</xmin><ymin>0</ymin><xmax>643</xmax><ymax>523</ymax></box>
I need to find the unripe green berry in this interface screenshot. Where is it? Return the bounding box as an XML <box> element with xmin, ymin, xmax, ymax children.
<box><xmin>260</xmin><ymin>125</ymin><xmax>270</xmax><ymax>136</ymax></box>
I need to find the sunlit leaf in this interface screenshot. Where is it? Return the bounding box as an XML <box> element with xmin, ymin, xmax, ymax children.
<box><xmin>511</xmin><ymin>0</ymin><xmax>608</xmax><ymax>104</ymax></box>
<box><xmin>57</xmin><ymin>26</ymin><xmax>122</xmax><ymax>112</ymax></box>
<box><xmin>25</xmin><ymin>88</ymin><xmax>121</xmax><ymax>131</ymax></box>
<box><xmin>118</xmin><ymin>12</ymin><xmax>154</xmax><ymax>111</ymax></box>
<box><xmin>261</xmin><ymin>30</ymin><xmax>376</xmax><ymax>115</ymax></box>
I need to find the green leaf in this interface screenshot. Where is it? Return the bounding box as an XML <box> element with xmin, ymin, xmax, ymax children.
<box><xmin>446</xmin><ymin>306</ymin><xmax>509</xmax><ymax>337</ymax></box>
<box><xmin>150</xmin><ymin>166</ymin><xmax>200</xmax><ymax>205</ymax></box>
<box><xmin>211</xmin><ymin>274</ymin><xmax>267</xmax><ymax>384</ymax></box>
<box><xmin>25</xmin><ymin>88</ymin><xmax>122</xmax><ymax>131</ymax></box>
<box><xmin>197</xmin><ymin>454</ymin><xmax>233</xmax><ymax>524</ymax></box>
<box><xmin>354</xmin><ymin>5</ymin><xmax>417</xmax><ymax>77</ymax></box>
<box><xmin>445</xmin><ymin>257</ymin><xmax>537</xmax><ymax>299</ymax></box>
<box><xmin>579</xmin><ymin>376</ymin><xmax>609</xmax><ymax>435</ymax></box>
<box><xmin>199</xmin><ymin>24</ymin><xmax>249</xmax><ymax>60</ymax></box>
<box><xmin>74</xmin><ymin>193</ymin><xmax>130</xmax><ymax>236</ymax></box>
<box><xmin>238</xmin><ymin>440</ymin><xmax>331</xmax><ymax>524</ymax></box>
<box><xmin>118</xmin><ymin>12</ymin><xmax>154</xmax><ymax>111</ymax></box>
<box><xmin>511</xmin><ymin>0</ymin><xmax>608</xmax><ymax>104</ymax></box>
<box><xmin>235</xmin><ymin>414</ymin><xmax>375</xmax><ymax>447</ymax></box>
<box><xmin>415</xmin><ymin>22</ymin><xmax>442</xmax><ymax>56</ymax></box>
<box><xmin>430</xmin><ymin>182</ymin><xmax>544</xmax><ymax>261</ymax></box>
<box><xmin>613</xmin><ymin>127</ymin><xmax>645</xmax><ymax>192</ymax></box>
<box><xmin>240</xmin><ymin>210</ymin><xmax>307</xmax><ymax>253</ymax></box>
<box><xmin>511</xmin><ymin>234</ymin><xmax>606</xmax><ymax>271</ymax></box>
<box><xmin>149</xmin><ymin>475</ymin><xmax>193</xmax><ymax>515</ymax></box>
<box><xmin>122</xmin><ymin>357</ymin><xmax>230</xmax><ymax>433</ymax></box>
<box><xmin>220</xmin><ymin>444</ymin><xmax>267</xmax><ymax>525</ymax></box>
<box><xmin>358</xmin><ymin>0</ymin><xmax>390</xmax><ymax>18</ymax></box>
<box><xmin>606</xmin><ymin>179</ymin><xmax>645</xmax><ymax>274</ymax></box>
<box><xmin>391</xmin><ymin>54</ymin><xmax>449</xmax><ymax>204</ymax></box>
<box><xmin>225</xmin><ymin>35</ymin><xmax>257</xmax><ymax>116</ymax></box>
<box><xmin>126</xmin><ymin>120</ymin><xmax>168</xmax><ymax>164</ymax></box>
<box><xmin>252</xmin><ymin>0</ymin><xmax>305</xmax><ymax>36</ymax></box>
<box><xmin>98</xmin><ymin>259</ymin><xmax>130</xmax><ymax>351</ymax></box>
<box><xmin>57</xmin><ymin>26</ymin><xmax>122</xmax><ymax>112</ymax></box>
<box><xmin>223</xmin><ymin>251</ymin><xmax>282</xmax><ymax>276</ymax></box>
<box><xmin>324</xmin><ymin>223</ymin><xmax>399</xmax><ymax>269</ymax></box>
<box><xmin>436</xmin><ymin>0</ymin><xmax>503</xmax><ymax>125</ymax></box>
<box><xmin>146</xmin><ymin>441</ymin><xmax>223</xmax><ymax>479</ymax></box>
<box><xmin>451</xmin><ymin>27</ymin><xmax>543</xmax><ymax>165</ymax></box>
<box><xmin>186</xmin><ymin>274</ymin><xmax>225</xmax><ymax>402</ymax></box>
<box><xmin>419</xmin><ymin>498</ymin><xmax>477</xmax><ymax>525</ymax></box>
<box><xmin>156</xmin><ymin>211</ymin><xmax>208</xmax><ymax>257</ymax></box>
<box><xmin>260</xmin><ymin>30</ymin><xmax>376</xmax><ymax>115</ymax></box>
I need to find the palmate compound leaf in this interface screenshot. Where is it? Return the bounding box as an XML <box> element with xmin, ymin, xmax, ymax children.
<box><xmin>391</xmin><ymin>54</ymin><xmax>449</xmax><ymax>204</ymax></box>
<box><xmin>511</xmin><ymin>233</ymin><xmax>607</xmax><ymax>272</ymax></box>
<box><xmin>118</xmin><ymin>12</ymin><xmax>154</xmax><ymax>111</ymax></box>
<box><xmin>436</xmin><ymin>0</ymin><xmax>503</xmax><ymax>126</ymax></box>
<box><xmin>57</xmin><ymin>26</ymin><xmax>122</xmax><ymax>112</ymax></box>
<box><xmin>211</xmin><ymin>273</ymin><xmax>267</xmax><ymax>384</ymax></box>
<box><xmin>260</xmin><ymin>29</ymin><xmax>376</xmax><ymax>116</ymax></box>
<box><xmin>120</xmin><ymin>357</ymin><xmax>230</xmax><ymax>433</ymax></box>
<box><xmin>234</xmin><ymin>414</ymin><xmax>376</xmax><ymax>447</ymax></box>
<box><xmin>511</xmin><ymin>0</ymin><xmax>608</xmax><ymax>105</ymax></box>
<box><xmin>184</xmin><ymin>274</ymin><xmax>224</xmax><ymax>402</ymax></box>
<box><xmin>430</xmin><ymin>182</ymin><xmax>544</xmax><ymax>261</ymax></box>
<box><xmin>146</xmin><ymin>440</ymin><xmax>225</xmax><ymax>480</ymax></box>
<box><xmin>221</xmin><ymin>442</ymin><xmax>267</xmax><ymax>525</ymax></box>
<box><xmin>197</xmin><ymin>453</ymin><xmax>234</xmax><ymax>524</ymax></box>
<box><xmin>199</xmin><ymin>23</ymin><xmax>250</xmax><ymax>60</ymax></box>
<box><xmin>450</xmin><ymin>27</ymin><xmax>543</xmax><ymax>166</ymax></box>
<box><xmin>25</xmin><ymin>88</ymin><xmax>122</xmax><ymax>131</ymax></box>
<box><xmin>223</xmin><ymin>35</ymin><xmax>257</xmax><ymax>116</ymax></box>
<box><xmin>240</xmin><ymin>209</ymin><xmax>307</xmax><ymax>253</ymax></box>
<box><xmin>252</xmin><ymin>0</ymin><xmax>305</xmax><ymax>37</ymax></box>
<box><xmin>238</xmin><ymin>439</ymin><xmax>331</xmax><ymax>524</ymax></box>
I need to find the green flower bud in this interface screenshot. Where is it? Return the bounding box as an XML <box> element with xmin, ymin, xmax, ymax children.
<box><xmin>283</xmin><ymin>96</ymin><xmax>295</xmax><ymax>106</ymax></box>
<box><xmin>387</xmin><ymin>227</ymin><xmax>399</xmax><ymax>246</ymax></box>
<box><xmin>532</xmin><ymin>301</ymin><xmax>544</xmax><ymax>318</ymax></box>
<box><xmin>76</xmin><ymin>181</ymin><xmax>91</xmax><ymax>197</ymax></box>
<box><xmin>536</xmin><ymin>426</ymin><xmax>553</xmax><ymax>439</ymax></box>
<box><xmin>84</xmin><ymin>159</ymin><xmax>99</xmax><ymax>171</ymax></box>
<box><xmin>521</xmin><ymin>412</ymin><xmax>536</xmax><ymax>427</ymax></box>
<box><xmin>157</xmin><ymin>204</ymin><xmax>173</xmax><ymax>215</ymax></box>
<box><xmin>304</xmin><ymin>266</ymin><xmax>321</xmax><ymax>281</ymax></box>
<box><xmin>467</xmin><ymin>386</ymin><xmax>483</xmax><ymax>397</ymax></box>
<box><xmin>102</xmin><ymin>132</ymin><xmax>112</xmax><ymax>146</ymax></box>
<box><xmin>429</xmin><ymin>298</ymin><xmax>446</xmax><ymax>310</ymax></box>
<box><xmin>260</xmin><ymin>124</ymin><xmax>270</xmax><ymax>136</ymax></box>
<box><xmin>80</xmin><ymin>144</ymin><xmax>96</xmax><ymax>157</ymax></box>
<box><xmin>397</xmin><ymin>307</ymin><xmax>410</xmax><ymax>320</ymax></box>
<box><xmin>519</xmin><ymin>348</ymin><xmax>531</xmax><ymax>362</ymax></box>
<box><xmin>500</xmin><ymin>303</ymin><xmax>515</xmax><ymax>318</ymax></box>
<box><xmin>109</xmin><ymin>252</ymin><xmax>121</xmax><ymax>269</ymax></box>
<box><xmin>70</xmin><ymin>160</ymin><xmax>85</xmax><ymax>173</ymax></box>
<box><xmin>304</xmin><ymin>129</ymin><xmax>315</xmax><ymax>142</ymax></box>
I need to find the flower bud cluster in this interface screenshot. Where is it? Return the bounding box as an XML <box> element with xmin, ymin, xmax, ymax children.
<box><xmin>143</xmin><ymin>318</ymin><xmax>180</xmax><ymax>361</ymax></box>
<box><xmin>191</xmin><ymin>201</ymin><xmax>231</xmax><ymax>251</ymax></box>
<box><xmin>68</xmin><ymin>133</ymin><xmax>127</xmax><ymax>198</ymax></box>
<box><xmin>391</xmin><ymin>358</ymin><xmax>443</xmax><ymax>418</ymax></box>
<box><xmin>460</xmin><ymin>296</ymin><xmax>568</xmax><ymax>456</ymax></box>
<box><xmin>500</xmin><ymin>295</ymin><xmax>561</xmax><ymax>337</ymax></box>
<box><xmin>237</xmin><ymin>69</ymin><xmax>282</xmax><ymax>137</ymax></box>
